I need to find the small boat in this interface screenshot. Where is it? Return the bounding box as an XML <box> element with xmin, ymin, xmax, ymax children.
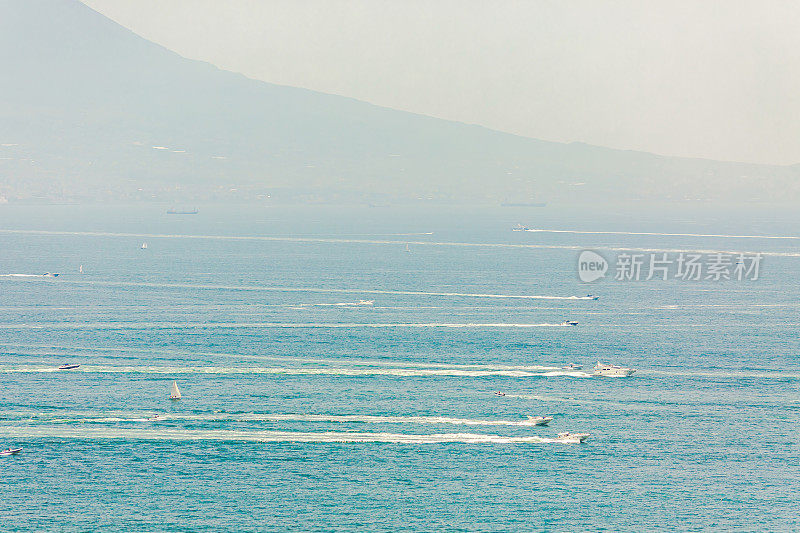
<box><xmin>58</xmin><ymin>364</ymin><xmax>80</xmax><ymax>370</ymax></box>
<box><xmin>554</xmin><ymin>432</ymin><xmax>590</xmax><ymax>443</ymax></box>
<box><xmin>511</xmin><ymin>223</ymin><xmax>530</xmax><ymax>231</ymax></box>
<box><xmin>583</xmin><ymin>294</ymin><xmax>599</xmax><ymax>300</ymax></box>
<box><xmin>148</xmin><ymin>414</ymin><xmax>162</xmax><ymax>421</ymax></box>
<box><xmin>166</xmin><ymin>209</ymin><xmax>199</xmax><ymax>215</ymax></box>
<box><xmin>169</xmin><ymin>381</ymin><xmax>181</xmax><ymax>400</ymax></box>
<box><xmin>560</xmin><ymin>320</ymin><xmax>578</xmax><ymax>326</ymax></box>
<box><xmin>43</xmin><ymin>272</ymin><xmax>60</xmax><ymax>277</ymax></box>
<box><xmin>79</xmin><ymin>265</ymin><xmax>83</xmax><ymax>273</ymax></box>
<box><xmin>594</xmin><ymin>362</ymin><xmax>636</xmax><ymax>377</ymax></box>
<box><xmin>0</xmin><ymin>447</ymin><xmax>22</xmax><ymax>456</ymax></box>
<box><xmin>140</xmin><ymin>242</ymin><xmax>148</xmax><ymax>250</ymax></box>
<box><xmin>404</xmin><ymin>244</ymin><xmax>411</xmax><ymax>253</ymax></box>
<box><xmin>562</xmin><ymin>363</ymin><xmax>582</xmax><ymax>370</ymax></box>
<box><xmin>356</xmin><ymin>300</ymin><xmax>374</xmax><ymax>306</ymax></box>
<box><xmin>526</xmin><ymin>416</ymin><xmax>553</xmax><ymax>426</ymax></box>
<box><xmin>494</xmin><ymin>391</ymin><xmax>506</xmax><ymax>397</ymax></box>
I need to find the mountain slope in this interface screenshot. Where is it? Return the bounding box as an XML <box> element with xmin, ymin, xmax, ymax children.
<box><xmin>0</xmin><ymin>0</ymin><xmax>797</xmax><ymax>203</ymax></box>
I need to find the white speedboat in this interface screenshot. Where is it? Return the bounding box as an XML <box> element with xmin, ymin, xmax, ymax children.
<box><xmin>494</xmin><ymin>391</ymin><xmax>506</xmax><ymax>396</ymax></box>
<box><xmin>593</xmin><ymin>362</ymin><xmax>636</xmax><ymax>377</ymax></box>
<box><xmin>555</xmin><ymin>432</ymin><xmax>590</xmax><ymax>443</ymax></box>
<box><xmin>563</xmin><ymin>363</ymin><xmax>582</xmax><ymax>370</ymax></box>
<box><xmin>526</xmin><ymin>415</ymin><xmax>553</xmax><ymax>426</ymax></box>
<box><xmin>561</xmin><ymin>320</ymin><xmax>578</xmax><ymax>326</ymax></box>
<box><xmin>0</xmin><ymin>447</ymin><xmax>22</xmax><ymax>456</ymax></box>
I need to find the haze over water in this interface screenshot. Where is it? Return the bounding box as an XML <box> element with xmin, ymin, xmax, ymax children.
<box><xmin>1</xmin><ymin>203</ymin><xmax>798</xmax><ymax>531</ymax></box>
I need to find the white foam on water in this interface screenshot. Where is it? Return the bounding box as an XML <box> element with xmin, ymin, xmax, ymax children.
<box><xmin>0</xmin><ymin>426</ymin><xmax>564</xmax><ymax>444</ymax></box>
<box><xmin>0</xmin><ymin>321</ymin><xmax>570</xmax><ymax>330</ymax></box>
<box><xmin>524</xmin><ymin>228</ymin><xmax>800</xmax><ymax>240</ymax></box>
<box><xmin>45</xmin><ymin>279</ymin><xmax>597</xmax><ymax>301</ymax></box>
<box><xmin>0</xmin><ymin>342</ymin><xmax>573</xmax><ymax>373</ymax></box>
<box><xmin>0</xmin><ymin>364</ymin><xmax>586</xmax><ymax>378</ymax></box>
<box><xmin>10</xmin><ymin>411</ymin><xmax>556</xmax><ymax>427</ymax></box>
<box><xmin>0</xmin><ymin>228</ymin><xmax>795</xmax><ymax>256</ymax></box>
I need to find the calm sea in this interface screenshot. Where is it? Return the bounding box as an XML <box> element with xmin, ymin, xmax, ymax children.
<box><xmin>1</xmin><ymin>203</ymin><xmax>798</xmax><ymax>531</ymax></box>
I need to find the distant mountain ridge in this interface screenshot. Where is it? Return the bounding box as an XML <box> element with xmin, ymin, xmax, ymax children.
<box><xmin>1</xmin><ymin>0</ymin><xmax>798</xmax><ymax>203</ymax></box>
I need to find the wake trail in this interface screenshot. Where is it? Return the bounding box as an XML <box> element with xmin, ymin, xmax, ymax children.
<box><xmin>0</xmin><ymin>426</ymin><xmax>574</xmax><ymax>444</ymax></box>
<box><xmin>0</xmin><ymin>229</ymin><xmax>796</xmax><ymax>257</ymax></box>
<box><xmin>523</xmin><ymin>228</ymin><xmax>800</xmax><ymax>240</ymax></box>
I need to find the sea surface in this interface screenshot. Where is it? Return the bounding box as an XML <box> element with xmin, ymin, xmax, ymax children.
<box><xmin>1</xmin><ymin>203</ymin><xmax>798</xmax><ymax>532</ymax></box>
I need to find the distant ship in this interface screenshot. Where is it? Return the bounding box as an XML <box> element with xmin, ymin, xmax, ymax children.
<box><xmin>561</xmin><ymin>320</ymin><xmax>578</xmax><ymax>326</ymax></box>
<box><xmin>140</xmin><ymin>242</ymin><xmax>148</xmax><ymax>249</ymax></box>
<box><xmin>166</xmin><ymin>208</ymin><xmax>199</xmax><ymax>215</ymax></box>
<box><xmin>58</xmin><ymin>364</ymin><xmax>80</xmax><ymax>370</ymax></box>
<box><xmin>501</xmin><ymin>202</ymin><xmax>547</xmax><ymax>207</ymax></box>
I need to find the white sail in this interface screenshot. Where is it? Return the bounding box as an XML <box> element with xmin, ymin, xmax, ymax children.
<box><xmin>170</xmin><ymin>381</ymin><xmax>181</xmax><ymax>400</ymax></box>
<box><xmin>141</xmin><ymin>242</ymin><xmax>148</xmax><ymax>249</ymax></box>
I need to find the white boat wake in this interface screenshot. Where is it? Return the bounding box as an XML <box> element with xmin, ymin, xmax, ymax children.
<box><xmin>0</xmin><ymin>426</ymin><xmax>578</xmax><ymax>444</ymax></box>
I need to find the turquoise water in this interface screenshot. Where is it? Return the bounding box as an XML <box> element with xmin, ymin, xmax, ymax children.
<box><xmin>1</xmin><ymin>204</ymin><xmax>799</xmax><ymax>531</ymax></box>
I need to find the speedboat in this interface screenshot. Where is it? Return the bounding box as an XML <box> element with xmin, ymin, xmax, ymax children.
<box><xmin>555</xmin><ymin>432</ymin><xmax>590</xmax><ymax>443</ymax></box>
<box><xmin>58</xmin><ymin>364</ymin><xmax>80</xmax><ymax>370</ymax></box>
<box><xmin>356</xmin><ymin>300</ymin><xmax>374</xmax><ymax>305</ymax></box>
<box><xmin>0</xmin><ymin>447</ymin><xmax>22</xmax><ymax>456</ymax></box>
<box><xmin>561</xmin><ymin>320</ymin><xmax>578</xmax><ymax>326</ymax></box>
<box><xmin>43</xmin><ymin>272</ymin><xmax>60</xmax><ymax>277</ymax></box>
<box><xmin>584</xmin><ymin>294</ymin><xmax>599</xmax><ymax>300</ymax></box>
<box><xmin>512</xmin><ymin>223</ymin><xmax>530</xmax><ymax>231</ymax></box>
<box><xmin>494</xmin><ymin>391</ymin><xmax>506</xmax><ymax>396</ymax></box>
<box><xmin>563</xmin><ymin>363</ymin><xmax>582</xmax><ymax>370</ymax></box>
<box><xmin>526</xmin><ymin>415</ymin><xmax>553</xmax><ymax>426</ymax></box>
<box><xmin>593</xmin><ymin>362</ymin><xmax>636</xmax><ymax>377</ymax></box>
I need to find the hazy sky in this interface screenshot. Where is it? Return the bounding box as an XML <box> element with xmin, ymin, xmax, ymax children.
<box><xmin>82</xmin><ymin>0</ymin><xmax>800</xmax><ymax>165</ymax></box>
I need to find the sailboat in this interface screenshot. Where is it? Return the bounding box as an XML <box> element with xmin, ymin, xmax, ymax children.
<box><xmin>169</xmin><ymin>381</ymin><xmax>181</xmax><ymax>400</ymax></box>
<box><xmin>141</xmin><ymin>242</ymin><xmax>148</xmax><ymax>250</ymax></box>
<box><xmin>79</xmin><ymin>264</ymin><xmax>83</xmax><ymax>273</ymax></box>
<box><xmin>405</xmin><ymin>244</ymin><xmax>411</xmax><ymax>252</ymax></box>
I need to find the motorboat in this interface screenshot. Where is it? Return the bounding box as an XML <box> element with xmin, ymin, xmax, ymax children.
<box><xmin>43</xmin><ymin>272</ymin><xmax>60</xmax><ymax>277</ymax></box>
<box><xmin>356</xmin><ymin>300</ymin><xmax>374</xmax><ymax>306</ymax></box>
<box><xmin>593</xmin><ymin>362</ymin><xmax>636</xmax><ymax>377</ymax></box>
<box><xmin>525</xmin><ymin>416</ymin><xmax>553</xmax><ymax>426</ymax></box>
<box><xmin>561</xmin><ymin>320</ymin><xmax>578</xmax><ymax>326</ymax></box>
<box><xmin>512</xmin><ymin>223</ymin><xmax>530</xmax><ymax>231</ymax></box>
<box><xmin>494</xmin><ymin>391</ymin><xmax>506</xmax><ymax>396</ymax></box>
<box><xmin>58</xmin><ymin>364</ymin><xmax>80</xmax><ymax>370</ymax></box>
<box><xmin>0</xmin><ymin>447</ymin><xmax>22</xmax><ymax>456</ymax></box>
<box><xmin>554</xmin><ymin>432</ymin><xmax>590</xmax><ymax>443</ymax></box>
<box><xmin>584</xmin><ymin>294</ymin><xmax>599</xmax><ymax>300</ymax></box>
<box><xmin>562</xmin><ymin>363</ymin><xmax>582</xmax><ymax>370</ymax></box>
